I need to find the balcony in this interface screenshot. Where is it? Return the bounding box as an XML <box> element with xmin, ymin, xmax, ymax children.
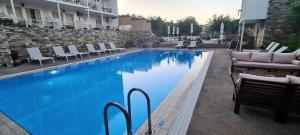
<box><xmin>102</xmin><ymin>7</ymin><xmax>112</xmax><ymax>13</ymax></box>
<box><xmin>46</xmin><ymin>0</ymin><xmax>88</xmax><ymax>8</ymax></box>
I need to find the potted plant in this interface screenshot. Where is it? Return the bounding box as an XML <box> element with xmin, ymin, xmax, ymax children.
<box><xmin>11</xmin><ymin>50</ymin><xmax>22</xmax><ymax>66</ymax></box>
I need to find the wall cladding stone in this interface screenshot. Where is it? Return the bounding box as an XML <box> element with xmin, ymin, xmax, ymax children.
<box><xmin>263</xmin><ymin>0</ymin><xmax>296</xmax><ymax>43</ymax></box>
<box><xmin>0</xmin><ymin>26</ymin><xmax>13</xmax><ymax>68</ymax></box>
<box><xmin>3</xmin><ymin>27</ymin><xmax>157</xmax><ymax>62</ymax></box>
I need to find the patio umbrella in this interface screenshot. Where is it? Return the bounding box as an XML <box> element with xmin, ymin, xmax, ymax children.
<box><xmin>220</xmin><ymin>22</ymin><xmax>224</xmax><ymax>38</ymax></box>
<box><xmin>173</xmin><ymin>26</ymin><xmax>176</xmax><ymax>35</ymax></box>
<box><xmin>177</xmin><ymin>27</ymin><xmax>179</xmax><ymax>39</ymax></box>
<box><xmin>190</xmin><ymin>23</ymin><xmax>194</xmax><ymax>40</ymax></box>
<box><xmin>167</xmin><ymin>25</ymin><xmax>170</xmax><ymax>42</ymax></box>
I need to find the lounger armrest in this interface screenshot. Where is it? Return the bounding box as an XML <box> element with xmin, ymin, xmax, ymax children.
<box><xmin>292</xmin><ymin>60</ymin><xmax>300</xmax><ymax>66</ymax></box>
<box><xmin>232</xmin><ymin>58</ymin><xmax>238</xmax><ymax>63</ymax></box>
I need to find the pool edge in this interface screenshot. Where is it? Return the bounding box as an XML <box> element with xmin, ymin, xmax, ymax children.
<box><xmin>135</xmin><ymin>50</ymin><xmax>214</xmax><ymax>135</ymax></box>
<box><xmin>0</xmin><ymin>50</ymin><xmax>143</xmax><ymax>80</ymax></box>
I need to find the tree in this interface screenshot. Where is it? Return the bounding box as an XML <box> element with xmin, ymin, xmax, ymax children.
<box><xmin>208</xmin><ymin>14</ymin><xmax>239</xmax><ymax>37</ymax></box>
<box><xmin>279</xmin><ymin>0</ymin><xmax>300</xmax><ymax>51</ymax></box>
<box><xmin>288</xmin><ymin>0</ymin><xmax>300</xmax><ymax>31</ymax></box>
<box><xmin>119</xmin><ymin>15</ymin><xmax>203</xmax><ymax>37</ymax></box>
<box><xmin>177</xmin><ymin>16</ymin><xmax>202</xmax><ymax>36</ymax></box>
<box><xmin>149</xmin><ymin>16</ymin><xmax>168</xmax><ymax>36</ymax></box>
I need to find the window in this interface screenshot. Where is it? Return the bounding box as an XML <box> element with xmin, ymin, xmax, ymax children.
<box><xmin>6</xmin><ymin>6</ymin><xmax>23</xmax><ymax>19</ymax></box>
<box><xmin>52</xmin><ymin>11</ymin><xmax>59</xmax><ymax>19</ymax></box>
<box><xmin>25</xmin><ymin>8</ymin><xmax>41</xmax><ymax>20</ymax></box>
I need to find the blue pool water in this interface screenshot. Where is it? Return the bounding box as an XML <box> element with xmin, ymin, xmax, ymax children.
<box><xmin>0</xmin><ymin>50</ymin><xmax>203</xmax><ymax>135</ymax></box>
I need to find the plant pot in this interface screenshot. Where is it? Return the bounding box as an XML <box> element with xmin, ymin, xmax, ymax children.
<box><xmin>13</xmin><ymin>59</ymin><xmax>22</xmax><ymax>66</ymax></box>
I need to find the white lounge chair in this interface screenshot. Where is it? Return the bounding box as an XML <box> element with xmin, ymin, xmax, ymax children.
<box><xmin>175</xmin><ymin>41</ymin><xmax>184</xmax><ymax>48</ymax></box>
<box><xmin>187</xmin><ymin>41</ymin><xmax>197</xmax><ymax>49</ymax></box>
<box><xmin>27</xmin><ymin>47</ymin><xmax>55</xmax><ymax>66</ymax></box>
<box><xmin>243</xmin><ymin>42</ymin><xmax>275</xmax><ymax>52</ymax></box>
<box><xmin>68</xmin><ymin>45</ymin><xmax>90</xmax><ymax>58</ymax></box>
<box><xmin>274</xmin><ymin>46</ymin><xmax>288</xmax><ymax>53</ymax></box>
<box><xmin>293</xmin><ymin>49</ymin><xmax>300</xmax><ymax>57</ymax></box>
<box><xmin>268</xmin><ymin>43</ymin><xmax>280</xmax><ymax>53</ymax></box>
<box><xmin>53</xmin><ymin>46</ymin><xmax>77</xmax><ymax>61</ymax></box>
<box><xmin>86</xmin><ymin>44</ymin><xmax>104</xmax><ymax>55</ymax></box>
<box><xmin>98</xmin><ymin>43</ymin><xmax>116</xmax><ymax>53</ymax></box>
<box><xmin>109</xmin><ymin>42</ymin><xmax>126</xmax><ymax>52</ymax></box>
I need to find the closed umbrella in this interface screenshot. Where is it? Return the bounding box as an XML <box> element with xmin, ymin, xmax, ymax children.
<box><xmin>190</xmin><ymin>23</ymin><xmax>194</xmax><ymax>40</ymax></box>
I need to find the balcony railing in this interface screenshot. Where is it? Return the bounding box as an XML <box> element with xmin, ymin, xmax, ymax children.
<box><xmin>54</xmin><ymin>0</ymin><xmax>88</xmax><ymax>7</ymax></box>
<box><xmin>102</xmin><ymin>7</ymin><xmax>112</xmax><ymax>13</ymax></box>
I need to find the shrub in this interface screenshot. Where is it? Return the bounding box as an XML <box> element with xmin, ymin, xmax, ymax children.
<box><xmin>279</xmin><ymin>32</ymin><xmax>300</xmax><ymax>52</ymax></box>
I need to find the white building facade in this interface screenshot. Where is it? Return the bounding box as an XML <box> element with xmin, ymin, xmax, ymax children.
<box><xmin>0</xmin><ymin>0</ymin><xmax>118</xmax><ymax>29</ymax></box>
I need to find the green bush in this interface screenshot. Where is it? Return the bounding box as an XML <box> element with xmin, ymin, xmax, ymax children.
<box><xmin>278</xmin><ymin>0</ymin><xmax>300</xmax><ymax>52</ymax></box>
<box><xmin>280</xmin><ymin>32</ymin><xmax>300</xmax><ymax>52</ymax></box>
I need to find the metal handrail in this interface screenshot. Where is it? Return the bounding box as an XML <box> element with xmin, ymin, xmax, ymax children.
<box><xmin>103</xmin><ymin>102</ymin><xmax>132</xmax><ymax>135</ymax></box>
<box><xmin>127</xmin><ymin>88</ymin><xmax>153</xmax><ymax>135</ymax></box>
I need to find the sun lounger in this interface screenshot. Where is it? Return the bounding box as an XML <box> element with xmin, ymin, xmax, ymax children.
<box><xmin>53</xmin><ymin>46</ymin><xmax>77</xmax><ymax>61</ymax></box>
<box><xmin>187</xmin><ymin>41</ymin><xmax>197</xmax><ymax>49</ymax></box>
<box><xmin>27</xmin><ymin>47</ymin><xmax>55</xmax><ymax>66</ymax></box>
<box><xmin>268</xmin><ymin>43</ymin><xmax>280</xmax><ymax>53</ymax></box>
<box><xmin>68</xmin><ymin>45</ymin><xmax>90</xmax><ymax>58</ymax></box>
<box><xmin>243</xmin><ymin>42</ymin><xmax>276</xmax><ymax>52</ymax></box>
<box><xmin>274</xmin><ymin>46</ymin><xmax>288</xmax><ymax>53</ymax></box>
<box><xmin>98</xmin><ymin>43</ymin><xmax>116</xmax><ymax>53</ymax></box>
<box><xmin>109</xmin><ymin>42</ymin><xmax>126</xmax><ymax>52</ymax></box>
<box><xmin>293</xmin><ymin>49</ymin><xmax>300</xmax><ymax>57</ymax></box>
<box><xmin>174</xmin><ymin>41</ymin><xmax>184</xmax><ymax>48</ymax></box>
<box><xmin>86</xmin><ymin>44</ymin><xmax>104</xmax><ymax>55</ymax></box>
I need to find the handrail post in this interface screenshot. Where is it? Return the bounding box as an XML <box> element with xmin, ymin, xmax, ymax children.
<box><xmin>127</xmin><ymin>88</ymin><xmax>153</xmax><ymax>135</ymax></box>
<box><xmin>103</xmin><ymin>102</ymin><xmax>132</xmax><ymax>135</ymax></box>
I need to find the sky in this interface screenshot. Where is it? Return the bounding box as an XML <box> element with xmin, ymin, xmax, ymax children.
<box><xmin>118</xmin><ymin>0</ymin><xmax>242</xmax><ymax>24</ymax></box>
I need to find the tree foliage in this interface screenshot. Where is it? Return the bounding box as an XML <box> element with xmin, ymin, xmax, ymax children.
<box><xmin>177</xmin><ymin>16</ymin><xmax>202</xmax><ymax>36</ymax></box>
<box><xmin>120</xmin><ymin>14</ymin><xmax>202</xmax><ymax>36</ymax></box>
<box><xmin>207</xmin><ymin>14</ymin><xmax>239</xmax><ymax>37</ymax></box>
<box><xmin>288</xmin><ymin>0</ymin><xmax>300</xmax><ymax>30</ymax></box>
<box><xmin>280</xmin><ymin>0</ymin><xmax>300</xmax><ymax>51</ymax></box>
<box><xmin>149</xmin><ymin>16</ymin><xmax>168</xmax><ymax>37</ymax></box>
<box><xmin>149</xmin><ymin>16</ymin><xmax>202</xmax><ymax>36</ymax></box>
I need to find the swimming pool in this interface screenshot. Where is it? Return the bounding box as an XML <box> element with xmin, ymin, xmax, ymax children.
<box><xmin>0</xmin><ymin>50</ymin><xmax>205</xmax><ymax>135</ymax></box>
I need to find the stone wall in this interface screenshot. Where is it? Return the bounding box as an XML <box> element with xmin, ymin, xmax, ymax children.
<box><xmin>0</xmin><ymin>26</ymin><xmax>13</xmax><ymax>67</ymax></box>
<box><xmin>0</xmin><ymin>27</ymin><xmax>157</xmax><ymax>64</ymax></box>
<box><xmin>263</xmin><ymin>0</ymin><xmax>296</xmax><ymax>44</ymax></box>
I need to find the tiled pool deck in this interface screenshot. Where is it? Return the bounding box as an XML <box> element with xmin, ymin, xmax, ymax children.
<box><xmin>1</xmin><ymin>48</ymin><xmax>300</xmax><ymax>135</ymax></box>
<box><xmin>187</xmin><ymin>49</ymin><xmax>300</xmax><ymax>135</ymax></box>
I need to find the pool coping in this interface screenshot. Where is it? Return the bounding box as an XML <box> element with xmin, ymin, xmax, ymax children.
<box><xmin>0</xmin><ymin>112</ymin><xmax>31</xmax><ymax>135</ymax></box>
<box><xmin>135</xmin><ymin>50</ymin><xmax>214</xmax><ymax>135</ymax></box>
<box><xmin>0</xmin><ymin>49</ymin><xmax>143</xmax><ymax>80</ymax></box>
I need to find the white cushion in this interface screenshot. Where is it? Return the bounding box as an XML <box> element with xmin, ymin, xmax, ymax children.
<box><xmin>234</xmin><ymin>61</ymin><xmax>300</xmax><ymax>70</ymax></box>
<box><xmin>232</xmin><ymin>58</ymin><xmax>238</xmax><ymax>63</ymax></box>
<box><xmin>231</xmin><ymin>51</ymin><xmax>251</xmax><ymax>62</ymax></box>
<box><xmin>250</xmin><ymin>52</ymin><xmax>272</xmax><ymax>63</ymax></box>
<box><xmin>291</xmin><ymin>60</ymin><xmax>300</xmax><ymax>66</ymax></box>
<box><xmin>272</xmin><ymin>53</ymin><xmax>296</xmax><ymax>64</ymax></box>
<box><xmin>239</xmin><ymin>73</ymin><xmax>289</xmax><ymax>84</ymax></box>
<box><xmin>287</xmin><ymin>75</ymin><xmax>300</xmax><ymax>85</ymax></box>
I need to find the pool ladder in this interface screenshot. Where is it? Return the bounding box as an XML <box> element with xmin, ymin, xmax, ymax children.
<box><xmin>103</xmin><ymin>88</ymin><xmax>153</xmax><ymax>135</ymax></box>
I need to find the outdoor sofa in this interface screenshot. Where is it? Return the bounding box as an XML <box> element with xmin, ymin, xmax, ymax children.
<box><xmin>230</xmin><ymin>51</ymin><xmax>300</xmax><ymax>74</ymax></box>
<box><xmin>233</xmin><ymin>73</ymin><xmax>300</xmax><ymax>123</ymax></box>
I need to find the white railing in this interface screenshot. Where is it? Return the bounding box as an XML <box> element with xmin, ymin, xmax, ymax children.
<box><xmin>51</xmin><ymin>0</ymin><xmax>88</xmax><ymax>7</ymax></box>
